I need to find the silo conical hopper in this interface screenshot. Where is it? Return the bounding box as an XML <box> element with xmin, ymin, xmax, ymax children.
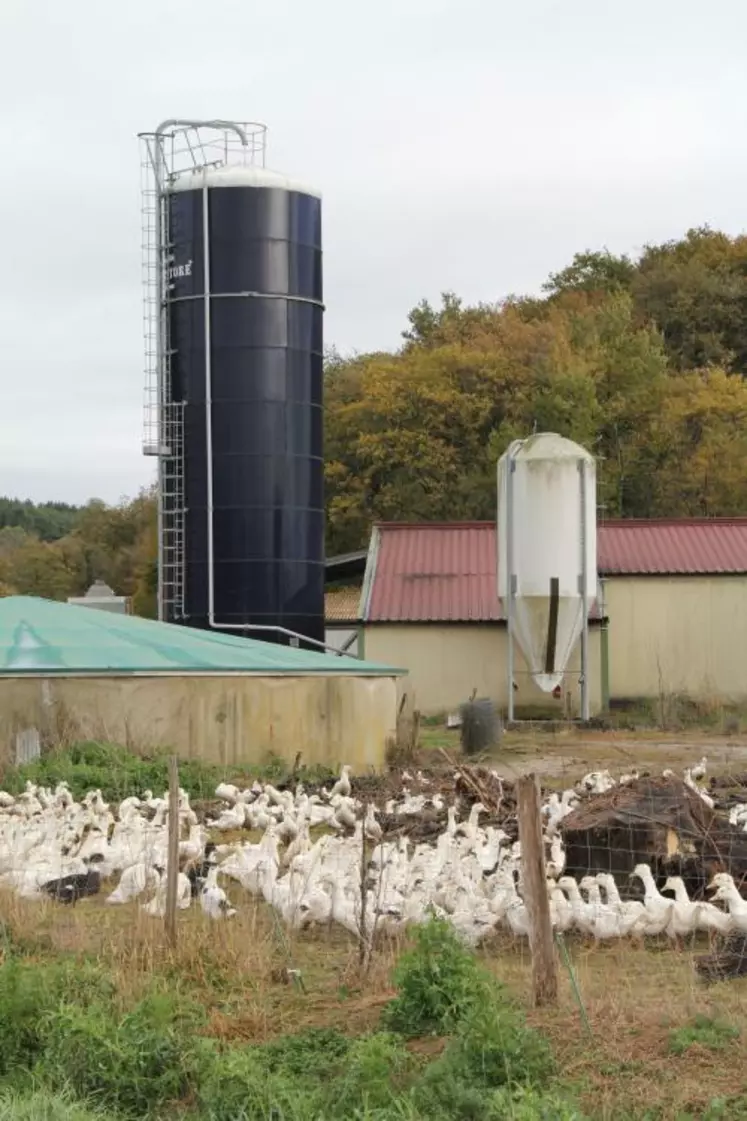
<box><xmin>497</xmin><ymin>433</ymin><xmax>596</xmax><ymax>696</ymax></box>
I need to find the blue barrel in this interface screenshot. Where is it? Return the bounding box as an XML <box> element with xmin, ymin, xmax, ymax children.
<box><xmin>166</xmin><ymin>167</ymin><xmax>324</xmax><ymax>645</ymax></box>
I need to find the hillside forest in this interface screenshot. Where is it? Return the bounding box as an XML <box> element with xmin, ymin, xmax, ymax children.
<box><xmin>3</xmin><ymin>226</ymin><xmax>747</xmax><ymax>612</ymax></box>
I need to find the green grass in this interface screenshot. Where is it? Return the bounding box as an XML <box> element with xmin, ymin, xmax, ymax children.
<box><xmin>0</xmin><ymin>741</ymin><xmax>336</xmax><ymax>803</ymax></box>
<box><xmin>0</xmin><ymin>919</ymin><xmax>586</xmax><ymax>1121</ymax></box>
<box><xmin>668</xmin><ymin>1016</ymin><xmax>740</xmax><ymax>1056</ymax></box>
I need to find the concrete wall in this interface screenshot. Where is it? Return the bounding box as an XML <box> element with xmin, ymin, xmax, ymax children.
<box><xmin>362</xmin><ymin>624</ymin><xmax>601</xmax><ymax>716</ymax></box>
<box><xmin>0</xmin><ymin>674</ymin><xmax>398</xmax><ymax>772</ymax></box>
<box><xmin>604</xmin><ymin>575</ymin><xmax>747</xmax><ymax>701</ymax></box>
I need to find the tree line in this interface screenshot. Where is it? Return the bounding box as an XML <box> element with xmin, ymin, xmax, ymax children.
<box><xmin>3</xmin><ymin>226</ymin><xmax>747</xmax><ymax>606</ymax></box>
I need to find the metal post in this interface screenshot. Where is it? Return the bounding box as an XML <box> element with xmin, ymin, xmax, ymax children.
<box><xmin>579</xmin><ymin>460</ymin><xmax>590</xmax><ymax>721</ymax></box>
<box><xmin>202</xmin><ymin>184</ymin><xmax>216</xmax><ymax>626</ymax></box>
<box><xmin>599</xmin><ymin>576</ymin><xmax>610</xmax><ymax>711</ymax></box>
<box><xmin>506</xmin><ymin>453</ymin><xmax>516</xmax><ymax>723</ymax></box>
<box><xmin>153</xmin><ymin>137</ymin><xmax>166</xmax><ymax>621</ymax></box>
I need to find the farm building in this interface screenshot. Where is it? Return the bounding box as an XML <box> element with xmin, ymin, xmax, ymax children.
<box><xmin>324</xmin><ymin>519</ymin><xmax>747</xmax><ymax>717</ymax></box>
<box><xmin>0</xmin><ymin>596</ymin><xmax>403</xmax><ymax>770</ymax></box>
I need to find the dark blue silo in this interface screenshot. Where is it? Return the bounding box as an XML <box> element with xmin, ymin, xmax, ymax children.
<box><xmin>165</xmin><ymin>168</ymin><xmax>324</xmax><ymax>646</ymax></box>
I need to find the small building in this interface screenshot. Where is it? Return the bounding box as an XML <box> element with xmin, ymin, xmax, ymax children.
<box><xmin>0</xmin><ymin>596</ymin><xmax>403</xmax><ymax>771</ymax></box>
<box><xmin>67</xmin><ymin>580</ymin><xmax>130</xmax><ymax>615</ymax></box>
<box><xmin>332</xmin><ymin>518</ymin><xmax>747</xmax><ymax>717</ymax></box>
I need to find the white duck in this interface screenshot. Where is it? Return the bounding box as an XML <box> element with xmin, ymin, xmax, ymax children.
<box><xmin>329</xmin><ymin>765</ymin><xmax>353</xmax><ymax>800</ymax></box>
<box><xmin>630</xmin><ymin>864</ymin><xmax>676</xmax><ymax>936</ymax></box>
<box><xmin>709</xmin><ymin>873</ymin><xmax>747</xmax><ymax>933</ymax></box>
<box><xmin>200</xmin><ymin>866</ymin><xmax>237</xmax><ymax>919</ymax></box>
<box><xmin>663</xmin><ymin>875</ymin><xmax>731</xmax><ymax>936</ymax></box>
<box><xmin>106</xmin><ymin>861</ymin><xmax>160</xmax><ymax>904</ymax></box>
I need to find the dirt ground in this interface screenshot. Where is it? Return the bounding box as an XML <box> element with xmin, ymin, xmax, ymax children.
<box><xmin>421</xmin><ymin>724</ymin><xmax>747</xmax><ymax>783</ymax></box>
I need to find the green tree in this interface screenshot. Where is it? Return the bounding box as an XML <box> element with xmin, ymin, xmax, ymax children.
<box><xmin>543</xmin><ymin>249</ymin><xmax>636</xmax><ymax>297</ymax></box>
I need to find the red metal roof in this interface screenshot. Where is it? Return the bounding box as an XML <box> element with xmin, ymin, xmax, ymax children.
<box><xmin>364</xmin><ymin>519</ymin><xmax>747</xmax><ymax>623</ymax></box>
<box><xmin>597</xmin><ymin>518</ymin><xmax>747</xmax><ymax>575</ymax></box>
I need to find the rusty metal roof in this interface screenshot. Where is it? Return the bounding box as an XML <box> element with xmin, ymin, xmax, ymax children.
<box><xmin>363</xmin><ymin>519</ymin><xmax>747</xmax><ymax>623</ymax></box>
<box><xmin>598</xmin><ymin>518</ymin><xmax>747</xmax><ymax>575</ymax></box>
<box><xmin>365</xmin><ymin>523</ymin><xmax>499</xmax><ymax>624</ymax></box>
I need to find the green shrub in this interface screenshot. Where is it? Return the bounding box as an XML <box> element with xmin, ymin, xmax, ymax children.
<box><xmin>409</xmin><ymin>987</ymin><xmax>555</xmax><ymax>1119</ymax></box>
<box><xmin>446</xmin><ymin>1001</ymin><xmax>554</xmax><ymax>1090</ymax></box>
<box><xmin>489</xmin><ymin>1086</ymin><xmax>589</xmax><ymax>1120</ymax></box>
<box><xmin>382</xmin><ymin>918</ymin><xmax>495</xmax><ymax>1037</ymax></box>
<box><xmin>196</xmin><ymin>1045</ymin><xmax>316</xmax><ymax>1121</ymax></box>
<box><xmin>0</xmin><ymin>958</ymin><xmax>112</xmax><ymax>1079</ymax></box>
<box><xmin>260</xmin><ymin>1026</ymin><xmax>350</xmax><ymax>1079</ymax></box>
<box><xmin>40</xmin><ymin>991</ymin><xmax>205</xmax><ymax>1117</ymax></box>
<box><xmin>0</xmin><ymin>1089</ymin><xmax>110</xmax><ymax>1121</ymax></box>
<box><xmin>321</xmin><ymin>1033</ymin><xmax>416</xmax><ymax>1119</ymax></box>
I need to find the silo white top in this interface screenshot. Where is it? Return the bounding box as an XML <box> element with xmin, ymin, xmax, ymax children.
<box><xmin>507</xmin><ymin>431</ymin><xmax>595</xmax><ymax>464</ymax></box>
<box><xmin>167</xmin><ymin>164</ymin><xmax>322</xmax><ymax>198</ymax></box>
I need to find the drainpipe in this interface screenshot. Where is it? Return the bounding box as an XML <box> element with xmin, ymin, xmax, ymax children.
<box><xmin>599</xmin><ymin>576</ymin><xmax>610</xmax><ymax>712</ymax></box>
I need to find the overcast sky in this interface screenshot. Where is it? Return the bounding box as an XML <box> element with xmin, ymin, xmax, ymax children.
<box><xmin>1</xmin><ymin>0</ymin><xmax>746</xmax><ymax>504</ymax></box>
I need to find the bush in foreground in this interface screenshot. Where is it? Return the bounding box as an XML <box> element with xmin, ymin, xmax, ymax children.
<box><xmin>382</xmin><ymin>917</ymin><xmax>495</xmax><ymax>1037</ymax></box>
<box><xmin>0</xmin><ymin>1089</ymin><xmax>110</xmax><ymax>1121</ymax></box>
<box><xmin>40</xmin><ymin>992</ymin><xmax>205</xmax><ymax>1118</ymax></box>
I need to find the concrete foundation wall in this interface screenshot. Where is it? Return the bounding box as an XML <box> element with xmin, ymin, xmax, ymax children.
<box><xmin>0</xmin><ymin>674</ymin><xmax>398</xmax><ymax>772</ymax></box>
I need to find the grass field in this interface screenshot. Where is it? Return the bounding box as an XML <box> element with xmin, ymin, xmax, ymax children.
<box><xmin>1</xmin><ymin>730</ymin><xmax>747</xmax><ymax>1119</ymax></box>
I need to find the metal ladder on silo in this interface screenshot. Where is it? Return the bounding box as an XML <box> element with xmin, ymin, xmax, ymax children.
<box><xmin>160</xmin><ymin>400</ymin><xmax>186</xmax><ymax>621</ymax></box>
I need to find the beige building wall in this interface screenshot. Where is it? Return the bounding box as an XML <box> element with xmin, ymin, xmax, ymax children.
<box><xmin>363</xmin><ymin>624</ymin><xmax>600</xmax><ymax>716</ymax></box>
<box><xmin>605</xmin><ymin>575</ymin><xmax>747</xmax><ymax>701</ymax></box>
<box><xmin>0</xmin><ymin>674</ymin><xmax>398</xmax><ymax>772</ymax></box>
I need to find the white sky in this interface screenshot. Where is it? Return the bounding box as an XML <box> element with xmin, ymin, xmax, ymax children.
<box><xmin>1</xmin><ymin>0</ymin><xmax>746</xmax><ymax>503</ymax></box>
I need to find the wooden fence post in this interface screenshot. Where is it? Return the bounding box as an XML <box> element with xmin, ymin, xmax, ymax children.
<box><xmin>516</xmin><ymin>773</ymin><xmax>558</xmax><ymax>1006</ymax></box>
<box><xmin>165</xmin><ymin>755</ymin><xmax>180</xmax><ymax>949</ymax></box>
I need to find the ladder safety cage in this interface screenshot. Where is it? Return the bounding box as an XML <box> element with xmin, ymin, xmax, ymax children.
<box><xmin>137</xmin><ymin>121</ymin><xmax>267</xmax><ymax>622</ymax></box>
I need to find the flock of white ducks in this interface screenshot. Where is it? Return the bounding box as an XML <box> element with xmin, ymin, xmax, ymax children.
<box><xmin>0</xmin><ymin>754</ymin><xmax>744</xmax><ymax>947</ymax></box>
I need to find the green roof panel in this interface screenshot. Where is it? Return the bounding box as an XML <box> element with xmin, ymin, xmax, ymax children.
<box><xmin>0</xmin><ymin>597</ymin><xmax>404</xmax><ymax>676</ymax></box>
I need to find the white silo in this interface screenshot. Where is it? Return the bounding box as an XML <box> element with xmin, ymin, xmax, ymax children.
<box><xmin>497</xmin><ymin>433</ymin><xmax>596</xmax><ymax>719</ymax></box>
